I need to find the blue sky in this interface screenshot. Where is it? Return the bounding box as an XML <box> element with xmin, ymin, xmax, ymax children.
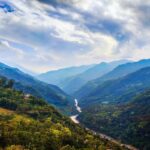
<box><xmin>0</xmin><ymin>0</ymin><xmax>150</xmax><ymax>73</ymax></box>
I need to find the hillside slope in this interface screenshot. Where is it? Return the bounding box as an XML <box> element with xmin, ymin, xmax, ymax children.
<box><xmin>78</xmin><ymin>90</ymin><xmax>150</xmax><ymax>149</ymax></box>
<box><xmin>0</xmin><ymin>63</ymin><xmax>73</xmax><ymax>114</ymax></box>
<box><xmin>0</xmin><ymin>77</ymin><xmax>124</xmax><ymax>150</ymax></box>
<box><xmin>78</xmin><ymin>67</ymin><xmax>150</xmax><ymax>107</ymax></box>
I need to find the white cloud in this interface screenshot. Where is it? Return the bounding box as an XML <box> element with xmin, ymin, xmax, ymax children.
<box><xmin>76</xmin><ymin>33</ymin><xmax>118</xmax><ymax>64</ymax></box>
<box><xmin>0</xmin><ymin>0</ymin><xmax>150</xmax><ymax>73</ymax></box>
<box><xmin>0</xmin><ymin>40</ymin><xmax>10</xmax><ymax>47</ymax></box>
<box><xmin>0</xmin><ymin>40</ymin><xmax>24</xmax><ymax>57</ymax></box>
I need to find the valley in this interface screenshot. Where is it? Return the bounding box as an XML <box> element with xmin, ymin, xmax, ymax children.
<box><xmin>0</xmin><ymin>77</ymin><xmax>125</xmax><ymax>150</ymax></box>
<box><xmin>0</xmin><ymin>60</ymin><xmax>150</xmax><ymax>150</ymax></box>
<box><xmin>71</xmin><ymin>99</ymin><xmax>138</xmax><ymax>150</ymax></box>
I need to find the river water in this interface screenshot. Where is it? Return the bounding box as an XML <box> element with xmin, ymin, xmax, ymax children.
<box><xmin>70</xmin><ymin>99</ymin><xmax>81</xmax><ymax>124</ymax></box>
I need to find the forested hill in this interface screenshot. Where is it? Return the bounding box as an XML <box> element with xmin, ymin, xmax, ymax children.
<box><xmin>76</xmin><ymin>67</ymin><xmax>150</xmax><ymax>107</ymax></box>
<box><xmin>0</xmin><ymin>62</ymin><xmax>74</xmax><ymax>115</ymax></box>
<box><xmin>0</xmin><ymin>77</ymin><xmax>125</xmax><ymax>150</ymax></box>
<box><xmin>78</xmin><ymin>90</ymin><xmax>150</xmax><ymax>149</ymax></box>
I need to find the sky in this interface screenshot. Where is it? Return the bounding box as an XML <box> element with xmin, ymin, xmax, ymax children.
<box><xmin>0</xmin><ymin>0</ymin><xmax>150</xmax><ymax>73</ymax></box>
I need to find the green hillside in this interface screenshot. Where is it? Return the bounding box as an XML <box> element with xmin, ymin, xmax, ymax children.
<box><xmin>78</xmin><ymin>90</ymin><xmax>150</xmax><ymax>149</ymax></box>
<box><xmin>0</xmin><ymin>77</ymin><xmax>124</xmax><ymax>150</ymax></box>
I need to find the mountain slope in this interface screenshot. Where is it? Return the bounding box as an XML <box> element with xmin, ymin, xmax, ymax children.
<box><xmin>78</xmin><ymin>90</ymin><xmax>150</xmax><ymax>149</ymax></box>
<box><xmin>0</xmin><ymin>77</ymin><xmax>124</xmax><ymax>150</ymax></box>
<box><xmin>0</xmin><ymin>62</ymin><xmax>73</xmax><ymax>114</ymax></box>
<box><xmin>98</xmin><ymin>59</ymin><xmax>150</xmax><ymax>82</ymax></box>
<box><xmin>60</xmin><ymin>60</ymin><xmax>129</xmax><ymax>94</ymax></box>
<box><xmin>78</xmin><ymin>67</ymin><xmax>150</xmax><ymax>107</ymax></box>
<box><xmin>75</xmin><ymin>59</ymin><xmax>150</xmax><ymax>99</ymax></box>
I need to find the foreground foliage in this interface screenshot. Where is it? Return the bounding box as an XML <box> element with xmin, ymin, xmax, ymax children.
<box><xmin>0</xmin><ymin>77</ymin><xmax>124</xmax><ymax>150</ymax></box>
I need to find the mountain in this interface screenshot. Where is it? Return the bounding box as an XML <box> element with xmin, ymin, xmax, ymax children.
<box><xmin>77</xmin><ymin>67</ymin><xmax>150</xmax><ymax>107</ymax></box>
<box><xmin>37</xmin><ymin>65</ymin><xmax>94</xmax><ymax>85</ymax></box>
<box><xmin>98</xmin><ymin>59</ymin><xmax>150</xmax><ymax>82</ymax></box>
<box><xmin>0</xmin><ymin>77</ymin><xmax>124</xmax><ymax>150</ymax></box>
<box><xmin>59</xmin><ymin>60</ymin><xmax>130</xmax><ymax>94</ymax></box>
<box><xmin>76</xmin><ymin>60</ymin><xmax>130</xmax><ymax>81</ymax></box>
<box><xmin>78</xmin><ymin>89</ymin><xmax>150</xmax><ymax>149</ymax></box>
<box><xmin>75</xmin><ymin>59</ymin><xmax>150</xmax><ymax>99</ymax></box>
<box><xmin>0</xmin><ymin>62</ymin><xmax>73</xmax><ymax>115</ymax></box>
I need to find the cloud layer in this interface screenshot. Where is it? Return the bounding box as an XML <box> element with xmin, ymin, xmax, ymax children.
<box><xmin>0</xmin><ymin>0</ymin><xmax>150</xmax><ymax>73</ymax></box>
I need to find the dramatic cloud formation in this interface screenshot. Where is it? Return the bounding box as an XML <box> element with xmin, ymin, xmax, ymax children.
<box><xmin>0</xmin><ymin>0</ymin><xmax>150</xmax><ymax>73</ymax></box>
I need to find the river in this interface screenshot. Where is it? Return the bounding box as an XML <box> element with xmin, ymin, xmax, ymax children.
<box><xmin>70</xmin><ymin>99</ymin><xmax>81</xmax><ymax>124</ymax></box>
<box><xmin>70</xmin><ymin>99</ymin><xmax>138</xmax><ymax>150</ymax></box>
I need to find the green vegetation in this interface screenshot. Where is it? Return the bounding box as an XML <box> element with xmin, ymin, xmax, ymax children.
<box><xmin>0</xmin><ymin>77</ymin><xmax>124</xmax><ymax>150</ymax></box>
<box><xmin>78</xmin><ymin>90</ymin><xmax>150</xmax><ymax>149</ymax></box>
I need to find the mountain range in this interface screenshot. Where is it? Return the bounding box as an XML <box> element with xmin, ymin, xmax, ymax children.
<box><xmin>38</xmin><ymin>60</ymin><xmax>129</xmax><ymax>94</ymax></box>
<box><xmin>37</xmin><ymin>65</ymin><xmax>94</xmax><ymax>85</ymax></box>
<box><xmin>75</xmin><ymin>59</ymin><xmax>150</xmax><ymax>102</ymax></box>
<box><xmin>76</xmin><ymin>67</ymin><xmax>150</xmax><ymax>107</ymax></box>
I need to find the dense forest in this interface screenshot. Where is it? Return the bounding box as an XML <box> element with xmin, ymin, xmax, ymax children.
<box><xmin>78</xmin><ymin>90</ymin><xmax>150</xmax><ymax>149</ymax></box>
<box><xmin>0</xmin><ymin>76</ymin><xmax>125</xmax><ymax>150</ymax></box>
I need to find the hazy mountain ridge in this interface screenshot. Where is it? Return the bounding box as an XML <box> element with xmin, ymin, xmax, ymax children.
<box><xmin>75</xmin><ymin>59</ymin><xmax>150</xmax><ymax>101</ymax></box>
<box><xmin>97</xmin><ymin>59</ymin><xmax>150</xmax><ymax>82</ymax></box>
<box><xmin>38</xmin><ymin>60</ymin><xmax>129</xmax><ymax>94</ymax></box>
<box><xmin>59</xmin><ymin>60</ymin><xmax>130</xmax><ymax>94</ymax></box>
<box><xmin>37</xmin><ymin>65</ymin><xmax>94</xmax><ymax>85</ymax></box>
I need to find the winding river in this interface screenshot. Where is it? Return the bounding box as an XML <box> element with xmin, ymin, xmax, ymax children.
<box><xmin>70</xmin><ymin>99</ymin><xmax>81</xmax><ymax>124</ymax></box>
<box><xmin>70</xmin><ymin>99</ymin><xmax>138</xmax><ymax>150</ymax></box>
